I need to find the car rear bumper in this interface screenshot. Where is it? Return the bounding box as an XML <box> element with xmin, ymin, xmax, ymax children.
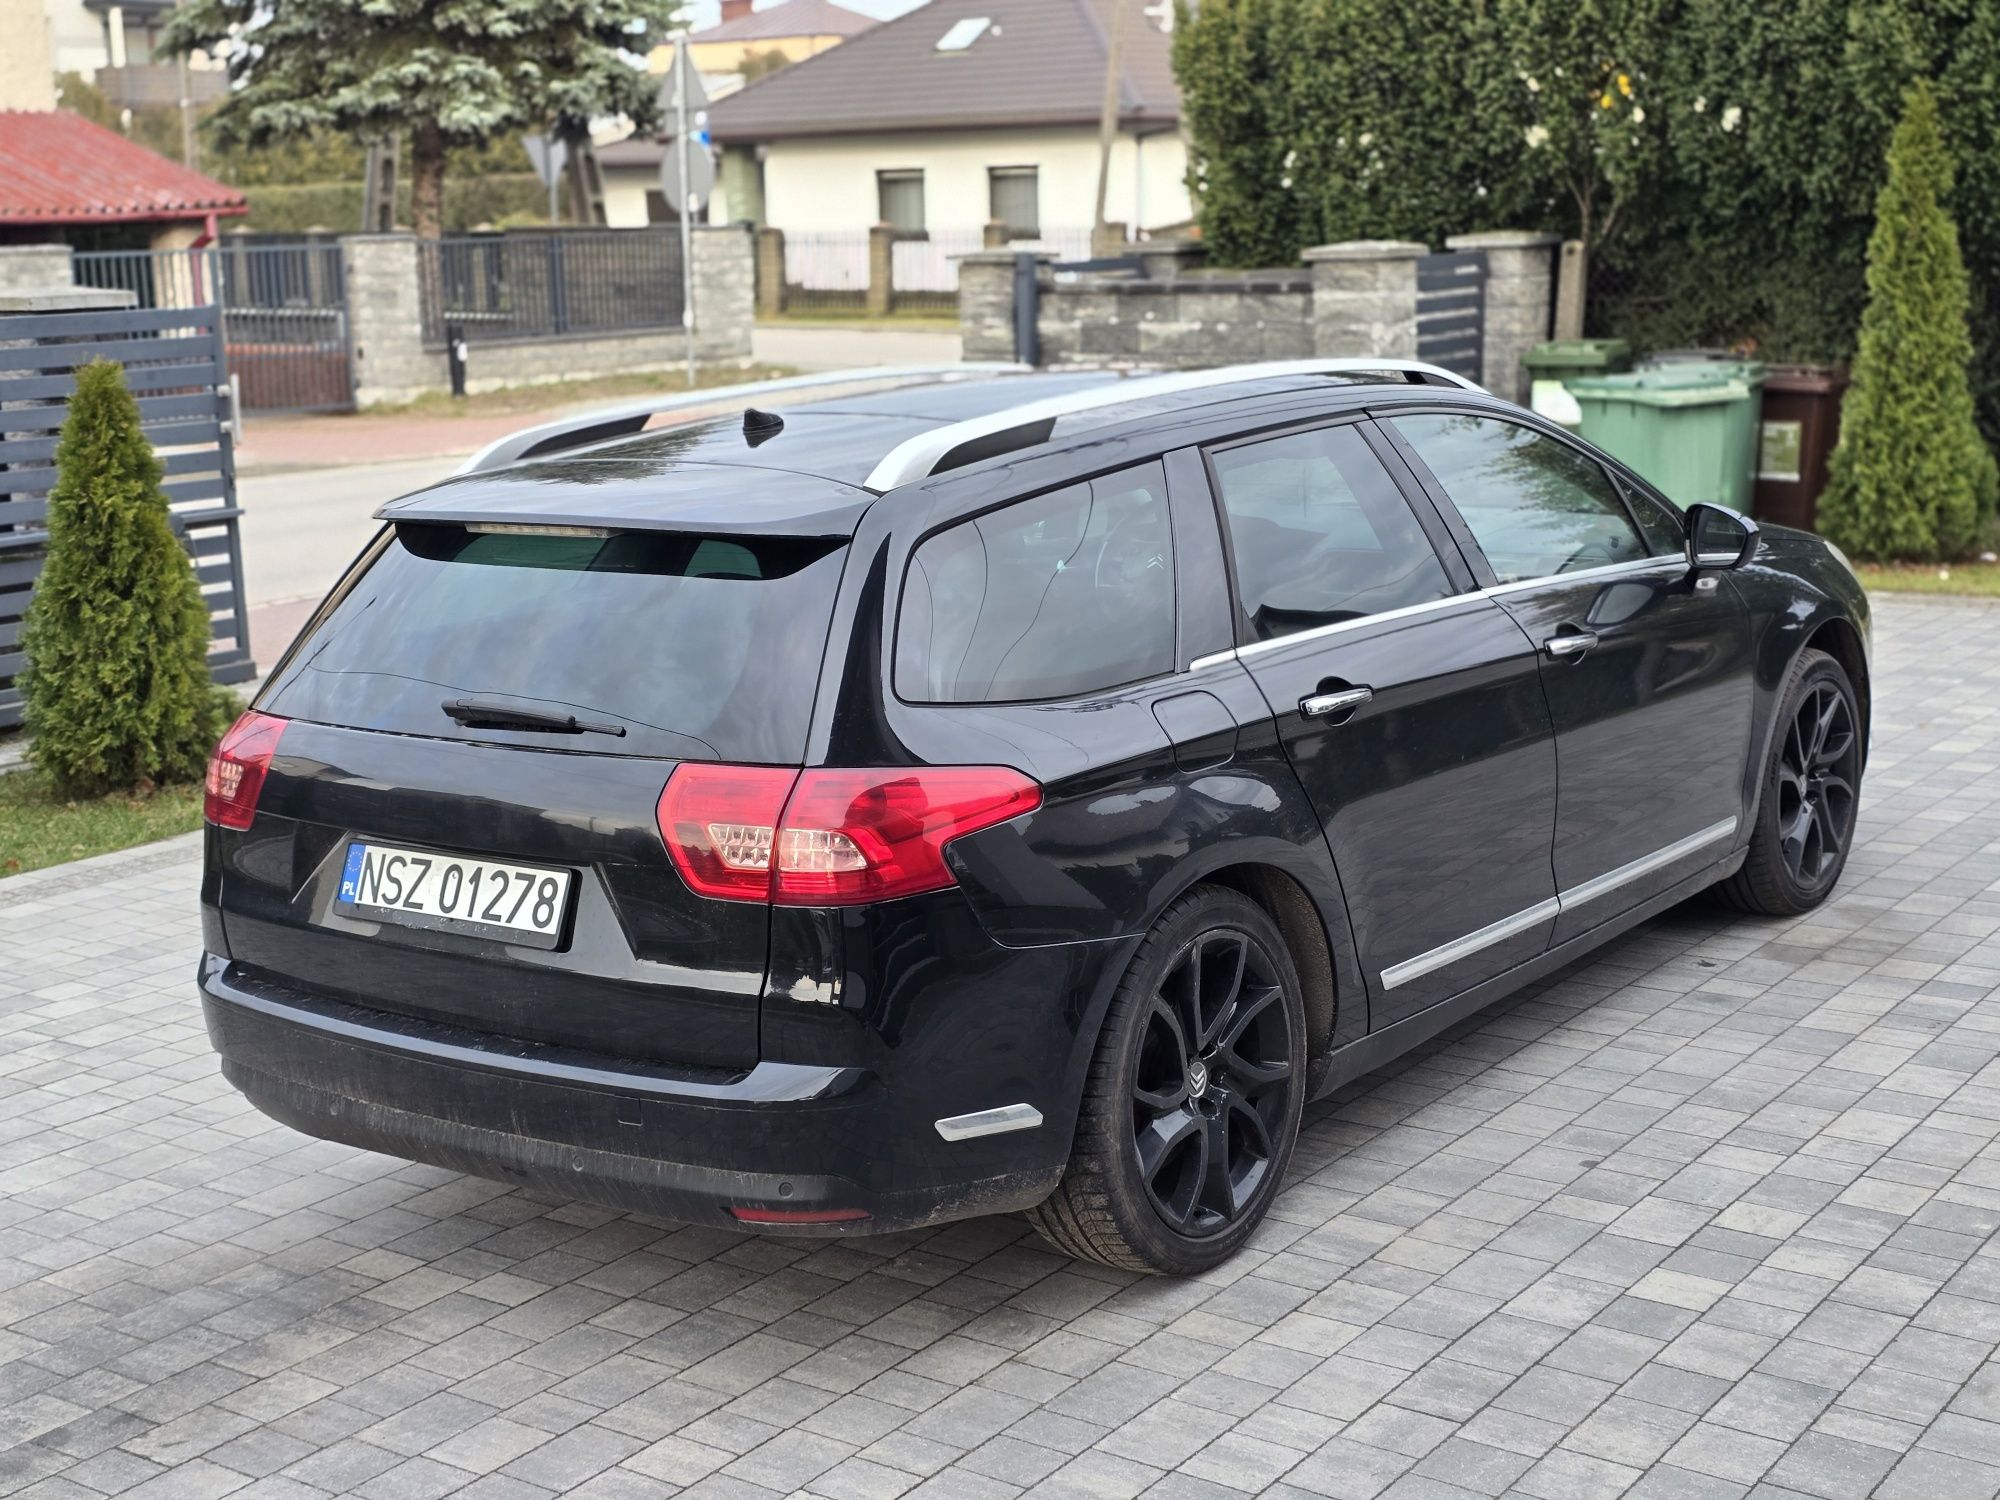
<box><xmin>198</xmin><ymin>954</ymin><xmax>1063</xmax><ymax>1234</ymax></box>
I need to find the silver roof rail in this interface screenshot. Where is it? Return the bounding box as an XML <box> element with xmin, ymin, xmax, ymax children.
<box><xmin>861</xmin><ymin>357</ymin><xmax>1484</xmax><ymax>492</ymax></box>
<box><xmin>454</xmin><ymin>362</ymin><xmax>1032</xmax><ymax>476</ymax></box>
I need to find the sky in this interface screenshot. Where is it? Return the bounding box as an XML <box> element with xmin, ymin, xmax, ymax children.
<box><xmin>677</xmin><ymin>0</ymin><xmax>931</xmax><ymax>30</ymax></box>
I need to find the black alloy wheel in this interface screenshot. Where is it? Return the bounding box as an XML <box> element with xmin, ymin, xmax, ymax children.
<box><xmin>1133</xmin><ymin>930</ymin><xmax>1294</xmax><ymax>1238</ymax></box>
<box><xmin>1029</xmin><ymin>886</ymin><xmax>1307</xmax><ymax>1274</ymax></box>
<box><xmin>1775</xmin><ymin>678</ymin><xmax>1859</xmax><ymax>894</ymax></box>
<box><xmin>1717</xmin><ymin>647</ymin><xmax>1864</xmax><ymax>916</ymax></box>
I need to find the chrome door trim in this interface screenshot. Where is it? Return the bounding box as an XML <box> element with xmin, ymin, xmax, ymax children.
<box><xmin>1377</xmin><ymin>815</ymin><xmax>1739</xmax><ymax>990</ymax></box>
<box><xmin>1483</xmin><ymin>555</ymin><xmax>1685</xmax><ymax>598</ymax></box>
<box><xmin>1557</xmin><ymin>816</ymin><xmax>1738</xmax><ymax>913</ymax></box>
<box><xmin>1195</xmin><ymin>556</ymin><xmax>1686</xmax><ymax>675</ymax></box>
<box><xmin>1380</xmin><ymin>898</ymin><xmax>1560</xmax><ymax>991</ymax></box>
<box><xmin>935</xmin><ymin>1103</ymin><xmax>1043</xmax><ymax>1141</ymax></box>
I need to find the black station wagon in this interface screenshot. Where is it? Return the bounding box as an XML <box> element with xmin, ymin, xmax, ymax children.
<box><xmin>199</xmin><ymin>360</ymin><xmax>1871</xmax><ymax>1273</ymax></box>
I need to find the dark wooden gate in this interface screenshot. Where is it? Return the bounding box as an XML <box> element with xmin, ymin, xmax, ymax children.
<box><xmin>1415</xmin><ymin>250</ymin><xmax>1487</xmax><ymax>383</ymax></box>
<box><xmin>0</xmin><ymin>303</ymin><xmax>254</xmax><ymax>729</ymax></box>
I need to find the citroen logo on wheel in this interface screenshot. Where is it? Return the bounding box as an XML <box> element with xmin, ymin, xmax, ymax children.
<box><xmin>1187</xmin><ymin>1058</ymin><xmax>1210</xmax><ymax>1098</ymax></box>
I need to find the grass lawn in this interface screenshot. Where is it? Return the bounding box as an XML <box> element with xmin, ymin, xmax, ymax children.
<box><xmin>361</xmin><ymin>364</ymin><xmax>801</xmax><ymax>420</ymax></box>
<box><xmin>1855</xmin><ymin>561</ymin><xmax>2000</xmax><ymax>598</ymax></box>
<box><xmin>0</xmin><ymin>771</ymin><xmax>203</xmax><ymax>879</ymax></box>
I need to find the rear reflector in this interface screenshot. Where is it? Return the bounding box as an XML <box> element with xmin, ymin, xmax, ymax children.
<box><xmin>657</xmin><ymin>764</ymin><xmax>1040</xmax><ymax>906</ymax></box>
<box><xmin>204</xmin><ymin>711</ymin><xmax>288</xmax><ymax>830</ymax></box>
<box><xmin>727</xmin><ymin>1205</ymin><xmax>872</xmax><ymax>1225</ymax></box>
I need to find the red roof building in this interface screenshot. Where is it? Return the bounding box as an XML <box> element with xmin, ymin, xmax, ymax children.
<box><xmin>0</xmin><ymin>110</ymin><xmax>247</xmax><ymax>246</ymax></box>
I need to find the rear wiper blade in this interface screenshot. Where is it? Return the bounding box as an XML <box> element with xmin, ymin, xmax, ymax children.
<box><xmin>441</xmin><ymin>697</ymin><xmax>627</xmax><ymax>737</ymax></box>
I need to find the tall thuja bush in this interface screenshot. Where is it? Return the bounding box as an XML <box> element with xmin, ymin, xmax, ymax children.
<box><xmin>1173</xmin><ymin>0</ymin><xmax>1302</xmax><ymax>265</ymax></box>
<box><xmin>1818</xmin><ymin>83</ymin><xmax>1998</xmax><ymax>561</ymax></box>
<box><xmin>21</xmin><ymin>361</ymin><xmax>228</xmax><ymax>795</ymax></box>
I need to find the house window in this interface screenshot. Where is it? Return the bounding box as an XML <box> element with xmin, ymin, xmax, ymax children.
<box><xmin>988</xmin><ymin>167</ymin><xmax>1039</xmax><ymax>239</ymax></box>
<box><xmin>877</xmin><ymin>170</ymin><xmax>925</xmax><ymax>232</ymax></box>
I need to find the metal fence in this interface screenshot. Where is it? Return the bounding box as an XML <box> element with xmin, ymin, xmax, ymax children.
<box><xmin>74</xmin><ymin>240</ymin><xmax>355</xmax><ymax>413</ymax></box>
<box><xmin>781</xmin><ymin>232</ymin><xmax>871</xmax><ymax>315</ymax></box>
<box><xmin>778</xmin><ymin>227</ymin><xmax>1098</xmax><ymax>316</ymax></box>
<box><xmin>418</xmin><ymin>230</ymin><xmax>685</xmax><ymax>346</ymax></box>
<box><xmin>0</xmin><ymin>304</ymin><xmax>253</xmax><ymax>727</ymax></box>
<box><xmin>1414</xmin><ymin>249</ymin><xmax>1487</xmax><ymax>384</ymax></box>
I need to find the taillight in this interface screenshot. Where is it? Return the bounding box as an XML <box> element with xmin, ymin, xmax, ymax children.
<box><xmin>656</xmin><ymin>764</ymin><xmax>1041</xmax><ymax>906</ymax></box>
<box><xmin>204</xmin><ymin>711</ymin><xmax>287</xmax><ymax>830</ymax></box>
<box><xmin>656</xmin><ymin>764</ymin><xmax>797</xmax><ymax>900</ymax></box>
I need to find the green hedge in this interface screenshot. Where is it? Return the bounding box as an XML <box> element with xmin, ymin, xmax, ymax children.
<box><xmin>1174</xmin><ymin>0</ymin><xmax>2000</xmax><ymax>442</ymax></box>
<box><xmin>242</xmin><ymin>174</ymin><xmax>551</xmax><ymax>233</ymax></box>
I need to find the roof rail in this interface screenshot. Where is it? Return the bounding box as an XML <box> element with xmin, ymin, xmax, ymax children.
<box><xmin>454</xmin><ymin>362</ymin><xmax>1032</xmax><ymax>476</ymax></box>
<box><xmin>861</xmin><ymin>358</ymin><xmax>1484</xmax><ymax>492</ymax></box>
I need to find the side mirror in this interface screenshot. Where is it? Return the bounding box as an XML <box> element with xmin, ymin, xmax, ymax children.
<box><xmin>1684</xmin><ymin>503</ymin><xmax>1758</xmax><ymax>572</ymax></box>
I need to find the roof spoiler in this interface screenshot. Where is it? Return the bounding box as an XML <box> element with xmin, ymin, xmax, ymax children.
<box><xmin>861</xmin><ymin>358</ymin><xmax>1485</xmax><ymax>492</ymax></box>
<box><xmin>454</xmin><ymin>362</ymin><xmax>1033</xmax><ymax>476</ymax></box>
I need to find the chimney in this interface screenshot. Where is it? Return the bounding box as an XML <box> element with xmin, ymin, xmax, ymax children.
<box><xmin>720</xmin><ymin>0</ymin><xmax>753</xmax><ymax>21</ymax></box>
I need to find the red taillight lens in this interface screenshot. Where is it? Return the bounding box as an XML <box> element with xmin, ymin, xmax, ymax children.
<box><xmin>774</xmin><ymin>768</ymin><xmax>1041</xmax><ymax>905</ymax></box>
<box><xmin>204</xmin><ymin>711</ymin><xmax>287</xmax><ymax>830</ymax></box>
<box><xmin>656</xmin><ymin>764</ymin><xmax>798</xmax><ymax>900</ymax></box>
<box><xmin>656</xmin><ymin>764</ymin><xmax>1041</xmax><ymax>906</ymax></box>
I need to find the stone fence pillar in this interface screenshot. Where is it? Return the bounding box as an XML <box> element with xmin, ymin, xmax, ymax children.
<box><xmin>1304</xmin><ymin>241</ymin><xmax>1425</xmax><ymax>360</ymax></box>
<box><xmin>0</xmin><ymin>244</ymin><xmax>75</xmax><ymax>292</ymax></box>
<box><xmin>340</xmin><ymin>234</ymin><xmax>443</xmax><ymax>407</ymax></box>
<box><xmin>955</xmin><ymin>249</ymin><xmax>1041</xmax><ymax>363</ymax></box>
<box><xmin>1446</xmin><ymin>230</ymin><xmax>1560</xmax><ymax>402</ymax></box>
<box><xmin>1137</xmin><ymin>239</ymin><xmax>1206</xmax><ymax>279</ymax></box>
<box><xmin>691</xmin><ymin>224</ymin><xmax>755</xmax><ymax>363</ymax></box>
<box><xmin>755</xmin><ymin>226</ymin><xmax>786</xmax><ymax>318</ymax></box>
<box><xmin>867</xmin><ymin>225</ymin><xmax>897</xmax><ymax>316</ymax></box>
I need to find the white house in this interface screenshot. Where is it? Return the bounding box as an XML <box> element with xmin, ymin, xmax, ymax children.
<box><xmin>696</xmin><ymin>0</ymin><xmax>1190</xmax><ymax>273</ymax></box>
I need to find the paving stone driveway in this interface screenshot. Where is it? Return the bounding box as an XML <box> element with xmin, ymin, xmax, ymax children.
<box><xmin>5</xmin><ymin>595</ymin><xmax>2000</xmax><ymax>1500</ymax></box>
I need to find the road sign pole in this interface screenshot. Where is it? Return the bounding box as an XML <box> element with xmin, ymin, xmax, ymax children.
<box><xmin>676</xmin><ymin>33</ymin><xmax>696</xmax><ymax>387</ymax></box>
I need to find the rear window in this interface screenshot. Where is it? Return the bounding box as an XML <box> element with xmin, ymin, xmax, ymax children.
<box><xmin>262</xmin><ymin>524</ymin><xmax>847</xmax><ymax>761</ymax></box>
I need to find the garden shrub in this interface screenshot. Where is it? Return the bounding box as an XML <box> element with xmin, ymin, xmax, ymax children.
<box><xmin>21</xmin><ymin>361</ymin><xmax>230</xmax><ymax>797</ymax></box>
<box><xmin>1818</xmin><ymin>83</ymin><xmax>1998</xmax><ymax>561</ymax></box>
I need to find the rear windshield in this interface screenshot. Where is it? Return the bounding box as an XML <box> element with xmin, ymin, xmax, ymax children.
<box><xmin>261</xmin><ymin>525</ymin><xmax>847</xmax><ymax>761</ymax></box>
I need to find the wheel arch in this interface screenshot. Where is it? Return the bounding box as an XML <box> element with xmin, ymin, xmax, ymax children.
<box><xmin>1804</xmin><ymin>615</ymin><xmax>1870</xmax><ymax>760</ymax></box>
<box><xmin>1191</xmin><ymin>862</ymin><xmax>1340</xmax><ymax>1086</ymax></box>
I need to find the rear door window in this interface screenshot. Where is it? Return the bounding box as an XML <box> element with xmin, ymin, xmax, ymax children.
<box><xmin>897</xmin><ymin>461</ymin><xmax>1174</xmax><ymax>703</ymax></box>
<box><xmin>1209</xmin><ymin>422</ymin><xmax>1454</xmax><ymax>642</ymax></box>
<box><xmin>1389</xmin><ymin>413</ymin><xmax>1648</xmax><ymax>583</ymax></box>
<box><xmin>261</xmin><ymin>525</ymin><xmax>847</xmax><ymax>762</ymax></box>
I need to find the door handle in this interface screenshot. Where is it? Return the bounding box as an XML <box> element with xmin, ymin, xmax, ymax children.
<box><xmin>1300</xmin><ymin>686</ymin><xmax>1373</xmax><ymax>720</ymax></box>
<box><xmin>1544</xmin><ymin>630</ymin><xmax>1598</xmax><ymax>660</ymax></box>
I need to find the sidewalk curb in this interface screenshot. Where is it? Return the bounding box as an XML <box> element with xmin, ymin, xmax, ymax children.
<box><xmin>0</xmin><ymin>829</ymin><xmax>202</xmax><ymax>906</ymax></box>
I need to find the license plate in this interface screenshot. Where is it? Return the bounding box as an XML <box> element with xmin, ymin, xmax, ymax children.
<box><xmin>336</xmin><ymin>841</ymin><xmax>572</xmax><ymax>947</ymax></box>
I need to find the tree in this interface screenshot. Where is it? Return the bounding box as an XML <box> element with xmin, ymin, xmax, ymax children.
<box><xmin>21</xmin><ymin>363</ymin><xmax>230</xmax><ymax>798</ymax></box>
<box><xmin>1818</xmin><ymin>82</ymin><xmax>1998</xmax><ymax>561</ymax></box>
<box><xmin>164</xmin><ymin>0</ymin><xmax>679</xmax><ymax>239</ymax></box>
<box><xmin>1489</xmin><ymin>0</ymin><xmax>1671</xmax><ymax>257</ymax></box>
<box><xmin>738</xmin><ymin>48</ymin><xmax>794</xmax><ymax>83</ymax></box>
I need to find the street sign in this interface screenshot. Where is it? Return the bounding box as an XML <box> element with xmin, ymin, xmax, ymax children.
<box><xmin>659</xmin><ymin>132</ymin><xmax>716</xmax><ymax>213</ymax></box>
<box><xmin>522</xmin><ymin>133</ymin><xmax>569</xmax><ymax>190</ymax></box>
<box><xmin>660</xmin><ymin>58</ymin><xmax>711</xmax><ymax>114</ymax></box>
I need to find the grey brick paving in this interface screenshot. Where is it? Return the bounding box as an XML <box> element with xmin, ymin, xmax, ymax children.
<box><xmin>6</xmin><ymin>595</ymin><xmax>2000</xmax><ymax>1499</ymax></box>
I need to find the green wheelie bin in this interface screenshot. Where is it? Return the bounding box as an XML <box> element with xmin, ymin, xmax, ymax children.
<box><xmin>1566</xmin><ymin>362</ymin><xmax>1767</xmax><ymax>509</ymax></box>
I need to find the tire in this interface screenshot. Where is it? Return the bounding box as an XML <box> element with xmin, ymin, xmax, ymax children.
<box><xmin>1028</xmin><ymin>885</ymin><xmax>1307</xmax><ymax>1274</ymax></box>
<box><xmin>1714</xmin><ymin>647</ymin><xmax>1863</xmax><ymax>916</ymax></box>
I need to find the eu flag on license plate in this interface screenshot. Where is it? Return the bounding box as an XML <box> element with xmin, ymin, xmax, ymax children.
<box><xmin>339</xmin><ymin>844</ymin><xmax>365</xmax><ymax>903</ymax></box>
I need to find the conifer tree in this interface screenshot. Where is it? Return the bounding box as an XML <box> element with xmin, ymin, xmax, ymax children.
<box><xmin>21</xmin><ymin>361</ymin><xmax>229</xmax><ymax>796</ymax></box>
<box><xmin>1797</xmin><ymin>83</ymin><xmax>1995</xmax><ymax>559</ymax></box>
